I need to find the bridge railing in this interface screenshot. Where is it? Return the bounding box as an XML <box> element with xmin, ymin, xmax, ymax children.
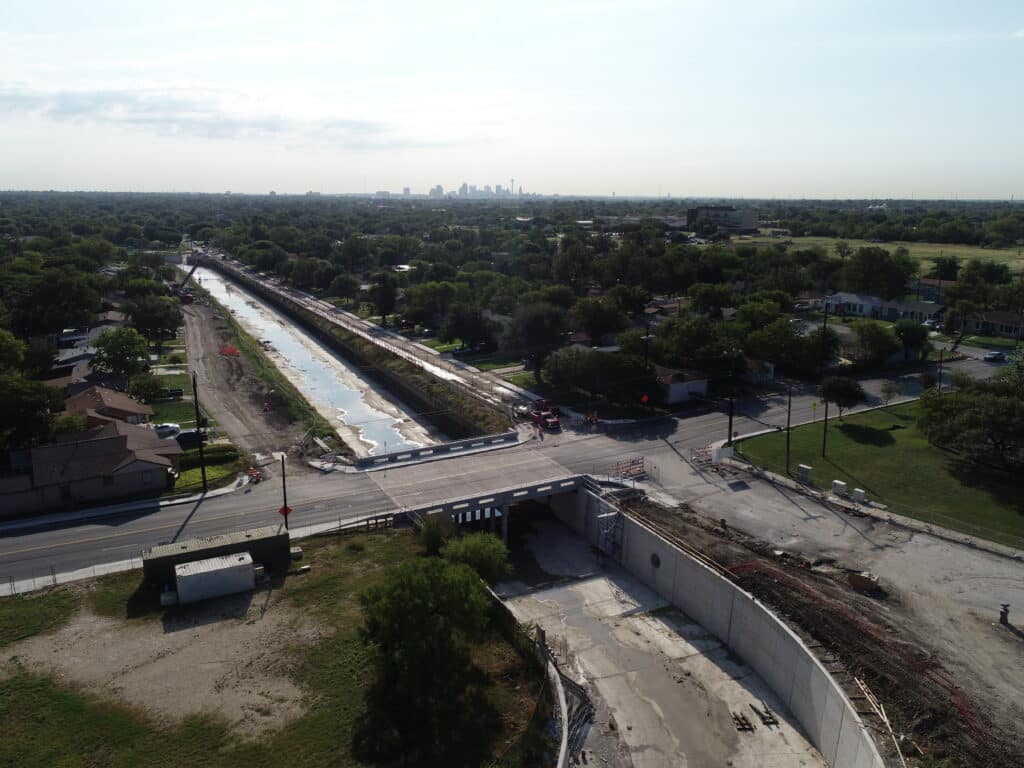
<box><xmin>354</xmin><ymin>430</ymin><xmax>518</xmax><ymax>468</ymax></box>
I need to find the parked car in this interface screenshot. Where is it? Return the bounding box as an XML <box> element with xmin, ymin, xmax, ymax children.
<box><xmin>983</xmin><ymin>351</ymin><xmax>1006</xmax><ymax>362</ymax></box>
<box><xmin>174</xmin><ymin>429</ymin><xmax>205</xmax><ymax>449</ymax></box>
<box><xmin>153</xmin><ymin>423</ymin><xmax>181</xmax><ymax>439</ymax></box>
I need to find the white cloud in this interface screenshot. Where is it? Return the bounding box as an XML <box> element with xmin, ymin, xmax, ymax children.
<box><xmin>0</xmin><ymin>85</ymin><xmax>445</xmax><ymax>149</ymax></box>
<box><xmin>1012</xmin><ymin>28</ymin><xmax>1024</xmax><ymax>39</ymax></box>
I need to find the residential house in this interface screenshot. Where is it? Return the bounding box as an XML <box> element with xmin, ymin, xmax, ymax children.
<box><xmin>64</xmin><ymin>385</ymin><xmax>153</xmax><ymax>426</ymax></box>
<box><xmin>824</xmin><ymin>292</ymin><xmax>945</xmax><ymax>323</ymax></box>
<box><xmin>823</xmin><ymin>292</ymin><xmax>884</xmax><ymax>318</ymax></box>
<box><xmin>881</xmin><ymin>300</ymin><xmax>945</xmax><ymax>324</ymax></box>
<box><xmin>654</xmin><ymin>365</ymin><xmax>709</xmax><ymax>404</ymax></box>
<box><xmin>0</xmin><ymin>422</ymin><xmax>183</xmax><ymax>517</ymax></box>
<box><xmin>971</xmin><ymin>311</ymin><xmax>1022</xmax><ymax>339</ymax></box>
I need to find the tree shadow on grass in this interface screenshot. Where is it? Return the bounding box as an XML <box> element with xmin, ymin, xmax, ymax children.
<box><xmin>836</xmin><ymin>423</ymin><xmax>895</xmax><ymax>447</ymax></box>
<box><xmin>946</xmin><ymin>458</ymin><xmax>1024</xmax><ymax>518</ymax></box>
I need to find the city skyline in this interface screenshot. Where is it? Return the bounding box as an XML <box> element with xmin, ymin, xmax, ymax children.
<box><xmin>1</xmin><ymin>1</ymin><xmax>1022</xmax><ymax>198</ymax></box>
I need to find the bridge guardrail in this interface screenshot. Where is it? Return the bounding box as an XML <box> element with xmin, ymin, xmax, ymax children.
<box><xmin>354</xmin><ymin>430</ymin><xmax>518</xmax><ymax>468</ymax></box>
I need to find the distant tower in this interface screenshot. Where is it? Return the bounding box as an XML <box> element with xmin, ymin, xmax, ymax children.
<box><xmin>510</xmin><ymin>178</ymin><xmax>514</xmax><ymax>196</ymax></box>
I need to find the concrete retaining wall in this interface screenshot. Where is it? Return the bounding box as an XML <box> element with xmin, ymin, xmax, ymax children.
<box><xmin>553</xmin><ymin>490</ymin><xmax>885</xmax><ymax>768</ymax></box>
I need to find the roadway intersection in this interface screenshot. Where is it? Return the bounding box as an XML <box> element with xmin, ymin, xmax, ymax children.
<box><xmin>0</xmin><ymin>355</ymin><xmax>1002</xmax><ymax>585</ymax></box>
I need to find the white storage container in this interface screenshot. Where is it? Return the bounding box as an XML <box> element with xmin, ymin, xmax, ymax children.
<box><xmin>175</xmin><ymin>552</ymin><xmax>255</xmax><ymax>605</ymax></box>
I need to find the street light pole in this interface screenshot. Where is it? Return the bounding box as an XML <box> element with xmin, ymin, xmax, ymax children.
<box><xmin>643</xmin><ymin>319</ymin><xmax>651</xmax><ymax>370</ymax></box>
<box><xmin>726</xmin><ymin>354</ymin><xmax>736</xmax><ymax>446</ymax></box>
<box><xmin>785</xmin><ymin>383</ymin><xmax>793</xmax><ymax>474</ymax></box>
<box><xmin>937</xmin><ymin>348</ymin><xmax>944</xmax><ymax>392</ymax></box>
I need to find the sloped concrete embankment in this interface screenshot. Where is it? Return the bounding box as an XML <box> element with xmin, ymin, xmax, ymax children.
<box><xmin>195</xmin><ymin>258</ymin><xmax>509</xmax><ymax>439</ymax></box>
<box><xmin>549</xmin><ymin>490</ymin><xmax>885</xmax><ymax>768</ymax></box>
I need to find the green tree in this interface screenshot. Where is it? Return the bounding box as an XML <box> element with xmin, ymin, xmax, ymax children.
<box><xmin>127</xmin><ymin>295</ymin><xmax>182</xmax><ymax>344</ymax></box>
<box><xmin>851</xmin><ymin>320</ymin><xmax>899</xmax><ymax>367</ymax></box>
<box><xmin>327</xmin><ymin>273</ymin><xmax>359</xmax><ymax>298</ymax></box>
<box><xmin>0</xmin><ymin>328</ymin><xmax>26</xmax><ymax>370</ymax></box>
<box><xmin>356</xmin><ymin>558</ymin><xmax>492</xmax><ymax>764</ymax></box>
<box><xmin>819</xmin><ymin>376</ymin><xmax>866</xmax><ymax>419</ymax></box>
<box><xmin>369</xmin><ymin>272</ymin><xmax>398</xmax><ymax>325</ymax></box>
<box><xmin>93</xmin><ymin>327</ymin><xmax>150</xmax><ymax>378</ymax></box>
<box><xmin>880</xmin><ymin>379</ymin><xmax>903</xmax><ymax>406</ymax></box>
<box><xmin>128</xmin><ymin>371</ymin><xmax>164</xmax><ymax>402</ymax></box>
<box><xmin>440</xmin><ymin>303</ymin><xmax>494</xmax><ymax>350</ymax></box>
<box><xmin>687</xmin><ymin>282</ymin><xmax>734</xmax><ymax>315</ymax></box>
<box><xmin>606</xmin><ymin>284</ymin><xmax>649</xmax><ymax>316</ymax></box>
<box><xmin>510</xmin><ymin>302</ymin><xmax>566</xmax><ymax>384</ymax></box>
<box><xmin>843</xmin><ymin>246</ymin><xmax>917</xmax><ymax>299</ymax></box>
<box><xmin>893</xmin><ymin>319</ymin><xmax>929</xmax><ymax>360</ymax></box>
<box><xmin>0</xmin><ymin>372</ymin><xmax>63</xmax><ymax>447</ymax></box>
<box><xmin>440</xmin><ymin>532</ymin><xmax>512</xmax><ymax>584</ymax></box>
<box><xmin>570</xmin><ymin>298</ymin><xmax>627</xmax><ymax>342</ymax></box>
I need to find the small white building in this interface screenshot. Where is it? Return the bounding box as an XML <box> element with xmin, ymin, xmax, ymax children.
<box><xmin>174</xmin><ymin>553</ymin><xmax>256</xmax><ymax>605</ymax></box>
<box><xmin>655</xmin><ymin>366</ymin><xmax>709</xmax><ymax>404</ymax></box>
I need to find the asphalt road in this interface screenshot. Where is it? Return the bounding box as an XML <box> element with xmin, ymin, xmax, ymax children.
<box><xmin>0</xmin><ymin>354</ymin><xmax>1001</xmax><ymax>586</ymax></box>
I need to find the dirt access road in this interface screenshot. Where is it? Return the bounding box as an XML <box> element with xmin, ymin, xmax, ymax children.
<box><xmin>183</xmin><ymin>301</ymin><xmax>310</xmax><ymax>471</ymax></box>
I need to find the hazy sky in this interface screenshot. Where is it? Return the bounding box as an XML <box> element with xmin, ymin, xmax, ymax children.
<box><xmin>1</xmin><ymin>1</ymin><xmax>1022</xmax><ymax>198</ymax></box>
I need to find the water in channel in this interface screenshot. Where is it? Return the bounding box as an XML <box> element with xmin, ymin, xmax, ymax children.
<box><xmin>192</xmin><ymin>266</ymin><xmax>427</xmax><ymax>455</ymax></box>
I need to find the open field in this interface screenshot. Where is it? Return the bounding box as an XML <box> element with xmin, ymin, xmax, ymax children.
<box><xmin>0</xmin><ymin>531</ymin><xmax>546</xmax><ymax>768</ymax></box>
<box><xmin>736</xmin><ymin>403</ymin><xmax>1024</xmax><ymax>548</ymax></box>
<box><xmin>739</xmin><ymin>235</ymin><xmax>1024</xmax><ymax>271</ymax></box>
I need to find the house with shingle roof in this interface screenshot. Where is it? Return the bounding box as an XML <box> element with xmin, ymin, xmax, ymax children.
<box><xmin>0</xmin><ymin>422</ymin><xmax>182</xmax><ymax>516</ymax></box>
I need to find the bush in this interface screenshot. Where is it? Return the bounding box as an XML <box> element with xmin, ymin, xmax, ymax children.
<box><xmin>418</xmin><ymin>516</ymin><xmax>449</xmax><ymax>556</ymax></box>
<box><xmin>441</xmin><ymin>532</ymin><xmax>512</xmax><ymax>584</ymax></box>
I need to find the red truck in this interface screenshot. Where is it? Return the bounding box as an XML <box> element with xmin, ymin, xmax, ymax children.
<box><xmin>529</xmin><ymin>404</ymin><xmax>561</xmax><ymax>431</ymax></box>
<box><xmin>532</xmin><ymin>399</ymin><xmax>561</xmax><ymax>416</ymax></box>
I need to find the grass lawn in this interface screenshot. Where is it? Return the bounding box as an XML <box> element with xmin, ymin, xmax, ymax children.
<box><xmin>738</xmin><ymin>235</ymin><xmax>1023</xmax><ymax>271</ymax></box>
<box><xmin>934</xmin><ymin>333</ymin><xmax>1019</xmax><ymax>351</ymax></box>
<box><xmin>468</xmin><ymin>353</ymin><xmax>522</xmax><ymax>371</ymax></box>
<box><xmin>0</xmin><ymin>531</ymin><xmax>548</xmax><ymax>768</ymax></box>
<box><xmin>170</xmin><ymin>463</ymin><xmax>239</xmax><ymax>494</ymax></box>
<box><xmin>152</xmin><ymin>371</ymin><xmax>192</xmax><ymax>390</ymax></box>
<box><xmin>736</xmin><ymin>403</ymin><xmax>1024</xmax><ymax>548</ymax></box>
<box><xmin>150</xmin><ymin>399</ymin><xmax>202</xmax><ymax>425</ymax></box>
<box><xmin>421</xmin><ymin>336</ymin><xmax>461</xmax><ymax>353</ymax></box>
<box><xmin>503</xmin><ymin>370</ymin><xmax>537</xmax><ymax>389</ymax></box>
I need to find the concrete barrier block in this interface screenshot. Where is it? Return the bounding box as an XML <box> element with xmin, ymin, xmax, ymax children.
<box><xmin>789</xmin><ymin>657</ymin><xmax>831</xmax><ymax>752</ymax></box>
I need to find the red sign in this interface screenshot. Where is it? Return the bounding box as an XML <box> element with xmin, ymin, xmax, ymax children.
<box><xmin>278</xmin><ymin>505</ymin><xmax>292</xmax><ymax>518</ymax></box>
<box><xmin>640</xmin><ymin>393</ymin><xmax>650</xmax><ymax>404</ymax></box>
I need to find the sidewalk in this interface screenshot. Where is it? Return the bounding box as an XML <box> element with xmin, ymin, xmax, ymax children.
<box><xmin>0</xmin><ymin>475</ymin><xmax>250</xmax><ymax>535</ymax></box>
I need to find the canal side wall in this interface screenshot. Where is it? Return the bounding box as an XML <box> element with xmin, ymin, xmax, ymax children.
<box><xmin>551</xmin><ymin>490</ymin><xmax>886</xmax><ymax>768</ymax></box>
<box><xmin>196</xmin><ymin>258</ymin><xmax>510</xmax><ymax>440</ymax></box>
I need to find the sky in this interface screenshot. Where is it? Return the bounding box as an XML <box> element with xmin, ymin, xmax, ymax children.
<box><xmin>1</xmin><ymin>0</ymin><xmax>1022</xmax><ymax>198</ymax></box>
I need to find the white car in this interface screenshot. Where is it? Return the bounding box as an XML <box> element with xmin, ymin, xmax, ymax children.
<box><xmin>153</xmin><ymin>423</ymin><xmax>181</xmax><ymax>438</ymax></box>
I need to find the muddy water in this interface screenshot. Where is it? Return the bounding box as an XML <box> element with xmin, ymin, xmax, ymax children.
<box><xmin>192</xmin><ymin>266</ymin><xmax>430</xmax><ymax>455</ymax></box>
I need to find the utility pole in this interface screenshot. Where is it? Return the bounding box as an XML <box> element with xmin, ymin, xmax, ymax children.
<box><xmin>191</xmin><ymin>370</ymin><xmax>207</xmax><ymax>492</ymax></box>
<box><xmin>726</xmin><ymin>354</ymin><xmax>736</xmax><ymax>446</ymax></box>
<box><xmin>280</xmin><ymin>454</ymin><xmax>289</xmax><ymax>531</ymax></box>
<box><xmin>937</xmin><ymin>348</ymin><xmax>944</xmax><ymax>392</ymax></box>
<box><xmin>785</xmin><ymin>382</ymin><xmax>793</xmax><ymax>474</ymax></box>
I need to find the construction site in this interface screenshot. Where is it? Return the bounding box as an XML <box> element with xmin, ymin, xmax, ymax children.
<box><xmin>618</xmin><ymin>496</ymin><xmax>1023</xmax><ymax>768</ymax></box>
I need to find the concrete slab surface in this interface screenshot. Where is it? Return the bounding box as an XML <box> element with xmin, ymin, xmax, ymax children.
<box><xmin>498</xmin><ymin>520</ymin><xmax>826</xmax><ymax>768</ymax></box>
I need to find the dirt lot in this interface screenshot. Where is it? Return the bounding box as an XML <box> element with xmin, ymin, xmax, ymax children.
<box><xmin>183</xmin><ymin>302</ymin><xmax>311</xmax><ymax>470</ymax></box>
<box><xmin>625</xmin><ymin>498</ymin><xmax>1023</xmax><ymax>768</ymax></box>
<box><xmin>3</xmin><ymin>590</ymin><xmax>324</xmax><ymax>739</ymax></box>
